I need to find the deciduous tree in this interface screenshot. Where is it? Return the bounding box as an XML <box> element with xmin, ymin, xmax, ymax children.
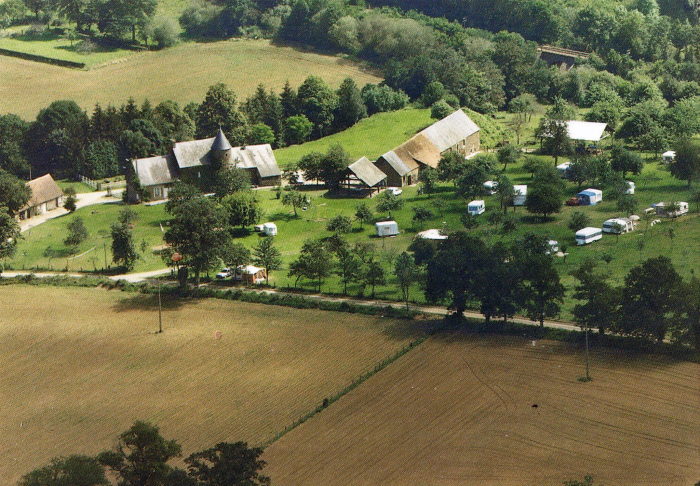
<box><xmin>252</xmin><ymin>237</ymin><xmax>281</xmax><ymax>285</ymax></box>
<box><xmin>185</xmin><ymin>442</ymin><xmax>270</xmax><ymax>486</ymax></box>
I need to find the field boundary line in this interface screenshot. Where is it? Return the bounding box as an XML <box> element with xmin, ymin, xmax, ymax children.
<box><xmin>258</xmin><ymin>337</ymin><xmax>426</xmax><ymax>449</ymax></box>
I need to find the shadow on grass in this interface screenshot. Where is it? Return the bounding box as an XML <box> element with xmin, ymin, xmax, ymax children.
<box><xmin>268</xmin><ymin>211</ymin><xmax>299</xmax><ymax>222</ymax></box>
<box><xmin>111</xmin><ymin>291</ymin><xmax>189</xmax><ymax>314</ymax></box>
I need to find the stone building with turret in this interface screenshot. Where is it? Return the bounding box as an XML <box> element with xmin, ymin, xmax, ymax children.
<box><xmin>127</xmin><ymin>129</ymin><xmax>281</xmax><ymax>202</ymax></box>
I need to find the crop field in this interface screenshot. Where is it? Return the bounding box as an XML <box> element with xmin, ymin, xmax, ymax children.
<box><xmin>1</xmin><ymin>39</ymin><xmax>382</xmax><ymax>120</ymax></box>
<box><xmin>0</xmin><ymin>285</ymin><xmax>418</xmax><ymax>484</ymax></box>
<box><xmin>264</xmin><ymin>333</ymin><xmax>700</xmax><ymax>486</ymax></box>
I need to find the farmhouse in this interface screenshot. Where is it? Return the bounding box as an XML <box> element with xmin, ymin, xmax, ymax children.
<box><xmin>16</xmin><ymin>174</ymin><xmax>63</xmax><ymax>220</ymax></box>
<box><xmin>343</xmin><ymin>157</ymin><xmax>387</xmax><ymax>195</ymax></box>
<box><xmin>374</xmin><ymin>110</ymin><xmax>480</xmax><ymax>187</ymax></box>
<box><xmin>128</xmin><ymin>129</ymin><xmax>281</xmax><ymax>202</ymax></box>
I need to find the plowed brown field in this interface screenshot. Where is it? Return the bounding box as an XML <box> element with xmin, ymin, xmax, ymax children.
<box><xmin>0</xmin><ymin>285</ymin><xmax>415</xmax><ymax>484</ymax></box>
<box><xmin>264</xmin><ymin>334</ymin><xmax>700</xmax><ymax>486</ymax></box>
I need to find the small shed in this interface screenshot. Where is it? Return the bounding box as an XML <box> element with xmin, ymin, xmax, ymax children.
<box><xmin>376</xmin><ymin>221</ymin><xmax>399</xmax><ymax>237</ymax></box>
<box><xmin>578</xmin><ymin>188</ymin><xmax>603</xmax><ymax>205</ymax></box>
<box><xmin>344</xmin><ymin>157</ymin><xmax>387</xmax><ymax>195</ymax></box>
<box><xmin>234</xmin><ymin>265</ymin><xmax>267</xmax><ymax>284</ymax></box>
<box><xmin>513</xmin><ymin>185</ymin><xmax>527</xmax><ymax>206</ymax></box>
<box><xmin>17</xmin><ymin>174</ymin><xmax>64</xmax><ymax>220</ymax></box>
<box><xmin>468</xmin><ymin>200</ymin><xmax>485</xmax><ymax>215</ymax></box>
<box><xmin>262</xmin><ymin>222</ymin><xmax>277</xmax><ymax>236</ymax></box>
<box><xmin>662</xmin><ymin>151</ymin><xmax>676</xmax><ymax>164</ymax></box>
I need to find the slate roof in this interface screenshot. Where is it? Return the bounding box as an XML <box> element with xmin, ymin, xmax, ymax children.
<box><xmin>133</xmin><ymin>155</ymin><xmax>179</xmax><ymax>187</ymax></box>
<box><xmin>172</xmin><ymin>137</ymin><xmax>215</xmax><ymax>168</ymax></box>
<box><xmin>377</xmin><ymin>148</ymin><xmax>418</xmax><ymax>177</ymax></box>
<box><xmin>212</xmin><ymin>128</ymin><xmax>232</xmax><ymax>151</ymax></box>
<box><xmin>230</xmin><ymin>144</ymin><xmax>281</xmax><ymax>179</ymax></box>
<box><xmin>420</xmin><ymin>110</ymin><xmax>480</xmax><ymax>152</ymax></box>
<box><xmin>347</xmin><ymin>157</ymin><xmax>387</xmax><ymax>188</ymax></box>
<box><xmin>25</xmin><ymin>174</ymin><xmax>63</xmax><ymax>208</ymax></box>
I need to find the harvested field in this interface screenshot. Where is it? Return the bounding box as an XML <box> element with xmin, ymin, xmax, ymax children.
<box><xmin>1</xmin><ymin>39</ymin><xmax>382</xmax><ymax>120</ymax></box>
<box><xmin>0</xmin><ymin>285</ymin><xmax>416</xmax><ymax>484</ymax></box>
<box><xmin>264</xmin><ymin>334</ymin><xmax>700</xmax><ymax>486</ymax></box>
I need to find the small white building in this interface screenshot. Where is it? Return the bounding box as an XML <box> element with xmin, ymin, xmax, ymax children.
<box><xmin>575</xmin><ymin>227</ymin><xmax>603</xmax><ymax>245</ymax></box>
<box><xmin>513</xmin><ymin>185</ymin><xmax>527</xmax><ymax>206</ymax></box>
<box><xmin>483</xmin><ymin>180</ymin><xmax>498</xmax><ymax>195</ymax></box>
<box><xmin>662</xmin><ymin>151</ymin><xmax>676</xmax><ymax>164</ymax></box>
<box><xmin>468</xmin><ymin>200</ymin><xmax>485</xmax><ymax>215</ymax></box>
<box><xmin>376</xmin><ymin>220</ymin><xmax>399</xmax><ymax>237</ymax></box>
<box><xmin>578</xmin><ymin>188</ymin><xmax>603</xmax><ymax>206</ymax></box>
<box><xmin>602</xmin><ymin>218</ymin><xmax>634</xmax><ymax>234</ymax></box>
<box><xmin>262</xmin><ymin>222</ymin><xmax>277</xmax><ymax>236</ymax></box>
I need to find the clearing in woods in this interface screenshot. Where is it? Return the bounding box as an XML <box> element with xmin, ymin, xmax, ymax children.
<box><xmin>264</xmin><ymin>333</ymin><xmax>700</xmax><ymax>486</ymax></box>
<box><xmin>0</xmin><ymin>285</ymin><xmax>418</xmax><ymax>484</ymax></box>
<box><xmin>0</xmin><ymin>39</ymin><xmax>382</xmax><ymax>120</ymax></box>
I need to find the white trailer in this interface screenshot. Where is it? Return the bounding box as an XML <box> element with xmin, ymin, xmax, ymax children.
<box><xmin>578</xmin><ymin>188</ymin><xmax>603</xmax><ymax>205</ymax></box>
<box><xmin>513</xmin><ymin>185</ymin><xmax>527</xmax><ymax>206</ymax></box>
<box><xmin>655</xmin><ymin>202</ymin><xmax>689</xmax><ymax>218</ymax></box>
<box><xmin>376</xmin><ymin>220</ymin><xmax>399</xmax><ymax>237</ymax></box>
<box><xmin>602</xmin><ymin>218</ymin><xmax>633</xmax><ymax>234</ymax></box>
<box><xmin>467</xmin><ymin>200</ymin><xmax>485</xmax><ymax>215</ymax></box>
<box><xmin>262</xmin><ymin>222</ymin><xmax>277</xmax><ymax>236</ymax></box>
<box><xmin>662</xmin><ymin>151</ymin><xmax>676</xmax><ymax>164</ymax></box>
<box><xmin>575</xmin><ymin>227</ymin><xmax>603</xmax><ymax>245</ymax></box>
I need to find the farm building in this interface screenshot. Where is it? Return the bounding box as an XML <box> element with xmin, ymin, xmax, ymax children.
<box><xmin>537</xmin><ymin>45</ymin><xmax>590</xmax><ymax>70</ymax></box>
<box><xmin>16</xmin><ymin>174</ymin><xmax>63</xmax><ymax>220</ymax></box>
<box><xmin>578</xmin><ymin>188</ymin><xmax>603</xmax><ymax>205</ymax></box>
<box><xmin>343</xmin><ymin>157</ymin><xmax>387</xmax><ymax>195</ymax></box>
<box><xmin>374</xmin><ymin>110</ymin><xmax>480</xmax><ymax>187</ymax></box>
<box><xmin>513</xmin><ymin>185</ymin><xmax>527</xmax><ymax>206</ymax></box>
<box><xmin>128</xmin><ymin>129</ymin><xmax>281</xmax><ymax>202</ymax></box>
<box><xmin>566</xmin><ymin>121</ymin><xmax>607</xmax><ymax>143</ymax></box>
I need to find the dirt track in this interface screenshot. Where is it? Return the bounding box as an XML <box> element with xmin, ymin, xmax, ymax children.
<box><xmin>264</xmin><ymin>334</ymin><xmax>700</xmax><ymax>486</ymax></box>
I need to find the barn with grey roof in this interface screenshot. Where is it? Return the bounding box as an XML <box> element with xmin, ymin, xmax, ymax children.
<box><xmin>128</xmin><ymin>129</ymin><xmax>281</xmax><ymax>202</ymax></box>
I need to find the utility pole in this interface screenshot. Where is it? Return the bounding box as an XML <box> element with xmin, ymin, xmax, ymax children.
<box><xmin>584</xmin><ymin>321</ymin><xmax>590</xmax><ymax>381</ymax></box>
<box><xmin>103</xmin><ymin>242</ymin><xmax>107</xmax><ymax>270</ymax></box>
<box><xmin>157</xmin><ymin>278</ymin><xmax>162</xmax><ymax>333</ymax></box>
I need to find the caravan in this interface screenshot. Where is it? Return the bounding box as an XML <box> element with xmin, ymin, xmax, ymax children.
<box><xmin>577</xmin><ymin>188</ymin><xmax>603</xmax><ymax>205</ymax></box>
<box><xmin>512</xmin><ymin>185</ymin><xmax>527</xmax><ymax>206</ymax></box>
<box><xmin>602</xmin><ymin>218</ymin><xmax>634</xmax><ymax>234</ymax></box>
<box><xmin>575</xmin><ymin>227</ymin><xmax>603</xmax><ymax>245</ymax></box>
<box><xmin>467</xmin><ymin>200</ymin><xmax>486</xmax><ymax>215</ymax></box>
<box><xmin>376</xmin><ymin>221</ymin><xmax>399</xmax><ymax>237</ymax></box>
<box><xmin>483</xmin><ymin>180</ymin><xmax>498</xmax><ymax>195</ymax></box>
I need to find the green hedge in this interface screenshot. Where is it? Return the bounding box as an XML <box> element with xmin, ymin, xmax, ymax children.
<box><xmin>0</xmin><ymin>48</ymin><xmax>86</xmax><ymax>69</ymax></box>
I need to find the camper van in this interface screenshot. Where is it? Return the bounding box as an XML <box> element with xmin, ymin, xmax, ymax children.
<box><xmin>376</xmin><ymin>221</ymin><xmax>399</xmax><ymax>237</ymax></box>
<box><xmin>513</xmin><ymin>185</ymin><xmax>527</xmax><ymax>206</ymax></box>
<box><xmin>602</xmin><ymin>218</ymin><xmax>633</xmax><ymax>234</ymax></box>
<box><xmin>577</xmin><ymin>188</ymin><xmax>603</xmax><ymax>205</ymax></box>
<box><xmin>556</xmin><ymin>162</ymin><xmax>571</xmax><ymax>179</ymax></box>
<box><xmin>262</xmin><ymin>222</ymin><xmax>277</xmax><ymax>236</ymax></box>
<box><xmin>483</xmin><ymin>180</ymin><xmax>498</xmax><ymax>195</ymax></box>
<box><xmin>575</xmin><ymin>227</ymin><xmax>603</xmax><ymax>245</ymax></box>
<box><xmin>655</xmin><ymin>201</ymin><xmax>689</xmax><ymax>218</ymax></box>
<box><xmin>467</xmin><ymin>200</ymin><xmax>486</xmax><ymax>215</ymax></box>
<box><xmin>662</xmin><ymin>151</ymin><xmax>676</xmax><ymax>164</ymax></box>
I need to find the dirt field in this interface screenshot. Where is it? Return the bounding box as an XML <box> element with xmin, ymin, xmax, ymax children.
<box><xmin>0</xmin><ymin>285</ymin><xmax>416</xmax><ymax>484</ymax></box>
<box><xmin>1</xmin><ymin>39</ymin><xmax>382</xmax><ymax>120</ymax></box>
<box><xmin>264</xmin><ymin>334</ymin><xmax>700</xmax><ymax>486</ymax></box>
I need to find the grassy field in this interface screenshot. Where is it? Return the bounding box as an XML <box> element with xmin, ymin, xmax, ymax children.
<box><xmin>1</xmin><ymin>39</ymin><xmax>382</xmax><ymax>120</ymax></box>
<box><xmin>0</xmin><ymin>285</ymin><xmax>419</xmax><ymax>484</ymax></box>
<box><xmin>264</xmin><ymin>333</ymin><xmax>700</xmax><ymax>485</ymax></box>
<box><xmin>0</xmin><ymin>27</ymin><xmax>135</xmax><ymax>67</ymax></box>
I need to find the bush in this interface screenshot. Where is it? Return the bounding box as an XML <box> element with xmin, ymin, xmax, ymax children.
<box><xmin>152</xmin><ymin>16</ymin><xmax>180</xmax><ymax>49</ymax></box>
<box><xmin>431</xmin><ymin>100</ymin><xmax>451</xmax><ymax>120</ymax></box>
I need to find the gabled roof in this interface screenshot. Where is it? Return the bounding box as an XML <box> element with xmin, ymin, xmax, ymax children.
<box><xmin>230</xmin><ymin>144</ymin><xmax>281</xmax><ymax>179</ymax></box>
<box><xmin>566</xmin><ymin>121</ymin><xmax>607</xmax><ymax>142</ymax></box>
<box><xmin>212</xmin><ymin>128</ymin><xmax>232</xmax><ymax>151</ymax></box>
<box><xmin>420</xmin><ymin>110</ymin><xmax>480</xmax><ymax>152</ymax></box>
<box><xmin>133</xmin><ymin>154</ymin><xmax>179</xmax><ymax>187</ymax></box>
<box><xmin>377</xmin><ymin>148</ymin><xmax>418</xmax><ymax>176</ymax></box>
<box><xmin>347</xmin><ymin>157</ymin><xmax>387</xmax><ymax>188</ymax></box>
<box><xmin>25</xmin><ymin>174</ymin><xmax>63</xmax><ymax>208</ymax></box>
<box><xmin>402</xmin><ymin>133</ymin><xmax>441</xmax><ymax>168</ymax></box>
<box><xmin>172</xmin><ymin>137</ymin><xmax>215</xmax><ymax>168</ymax></box>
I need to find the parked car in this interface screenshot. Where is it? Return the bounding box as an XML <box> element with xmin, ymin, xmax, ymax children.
<box><xmin>386</xmin><ymin>187</ymin><xmax>402</xmax><ymax>196</ymax></box>
<box><xmin>565</xmin><ymin>196</ymin><xmax>581</xmax><ymax>206</ymax></box>
<box><xmin>216</xmin><ymin>268</ymin><xmax>233</xmax><ymax>279</ymax></box>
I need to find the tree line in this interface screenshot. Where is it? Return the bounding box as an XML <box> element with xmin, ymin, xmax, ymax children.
<box><xmin>18</xmin><ymin>420</ymin><xmax>270</xmax><ymax>486</ymax></box>
<box><xmin>0</xmin><ymin>76</ymin><xmax>407</xmax><ymax>182</ymax></box>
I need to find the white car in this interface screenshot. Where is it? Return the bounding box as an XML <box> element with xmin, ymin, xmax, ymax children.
<box><xmin>216</xmin><ymin>268</ymin><xmax>233</xmax><ymax>279</ymax></box>
<box><xmin>386</xmin><ymin>187</ymin><xmax>402</xmax><ymax>196</ymax></box>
